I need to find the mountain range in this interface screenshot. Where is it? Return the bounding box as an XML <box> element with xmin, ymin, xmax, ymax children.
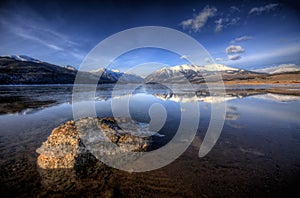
<box><xmin>253</xmin><ymin>64</ymin><xmax>300</xmax><ymax>74</ymax></box>
<box><xmin>0</xmin><ymin>55</ymin><xmax>299</xmax><ymax>84</ymax></box>
<box><xmin>144</xmin><ymin>64</ymin><xmax>263</xmax><ymax>83</ymax></box>
<box><xmin>0</xmin><ymin>55</ymin><xmax>142</xmax><ymax>84</ymax></box>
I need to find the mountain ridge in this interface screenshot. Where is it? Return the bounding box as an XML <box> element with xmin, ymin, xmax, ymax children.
<box><xmin>0</xmin><ymin>55</ymin><xmax>299</xmax><ymax>84</ymax></box>
<box><xmin>254</xmin><ymin>64</ymin><xmax>300</xmax><ymax>74</ymax></box>
<box><xmin>144</xmin><ymin>63</ymin><xmax>260</xmax><ymax>83</ymax></box>
<box><xmin>0</xmin><ymin>56</ymin><xmax>142</xmax><ymax>84</ymax></box>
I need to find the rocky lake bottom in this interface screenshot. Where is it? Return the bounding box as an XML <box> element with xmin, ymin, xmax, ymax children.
<box><xmin>0</xmin><ymin>84</ymin><xmax>300</xmax><ymax>197</ymax></box>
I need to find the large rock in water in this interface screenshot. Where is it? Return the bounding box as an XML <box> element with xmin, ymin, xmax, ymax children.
<box><xmin>36</xmin><ymin>120</ymin><xmax>79</xmax><ymax>169</ymax></box>
<box><xmin>36</xmin><ymin>117</ymin><xmax>151</xmax><ymax>193</ymax></box>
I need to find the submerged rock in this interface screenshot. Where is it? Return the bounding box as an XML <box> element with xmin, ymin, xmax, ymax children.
<box><xmin>36</xmin><ymin>117</ymin><xmax>151</xmax><ymax>192</ymax></box>
<box><xmin>36</xmin><ymin>120</ymin><xmax>79</xmax><ymax>169</ymax></box>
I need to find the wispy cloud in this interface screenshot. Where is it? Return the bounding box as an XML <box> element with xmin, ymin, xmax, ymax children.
<box><xmin>228</xmin><ymin>54</ymin><xmax>241</xmax><ymax>60</ymax></box>
<box><xmin>254</xmin><ymin>63</ymin><xmax>300</xmax><ymax>73</ymax></box>
<box><xmin>214</xmin><ymin>17</ymin><xmax>240</xmax><ymax>32</ymax></box>
<box><xmin>180</xmin><ymin>55</ymin><xmax>189</xmax><ymax>60</ymax></box>
<box><xmin>227</xmin><ymin>44</ymin><xmax>300</xmax><ymax>67</ymax></box>
<box><xmin>230</xmin><ymin>35</ymin><xmax>253</xmax><ymax>44</ymax></box>
<box><xmin>215</xmin><ymin>57</ymin><xmax>226</xmax><ymax>62</ymax></box>
<box><xmin>180</xmin><ymin>5</ymin><xmax>217</xmax><ymax>32</ymax></box>
<box><xmin>239</xmin><ymin>44</ymin><xmax>300</xmax><ymax>62</ymax></box>
<box><xmin>181</xmin><ymin>5</ymin><xmax>242</xmax><ymax>33</ymax></box>
<box><xmin>230</xmin><ymin>6</ymin><xmax>240</xmax><ymax>13</ymax></box>
<box><xmin>249</xmin><ymin>3</ymin><xmax>279</xmax><ymax>15</ymax></box>
<box><xmin>215</xmin><ymin>18</ymin><xmax>223</xmax><ymax>32</ymax></box>
<box><xmin>227</xmin><ymin>17</ymin><xmax>240</xmax><ymax>26</ymax></box>
<box><xmin>204</xmin><ymin>57</ymin><xmax>213</xmax><ymax>64</ymax></box>
<box><xmin>226</xmin><ymin>45</ymin><xmax>245</xmax><ymax>54</ymax></box>
<box><xmin>0</xmin><ymin>5</ymin><xmax>83</xmax><ymax>61</ymax></box>
<box><xmin>3</xmin><ymin>24</ymin><xmax>65</xmax><ymax>51</ymax></box>
<box><xmin>70</xmin><ymin>51</ymin><xmax>85</xmax><ymax>61</ymax></box>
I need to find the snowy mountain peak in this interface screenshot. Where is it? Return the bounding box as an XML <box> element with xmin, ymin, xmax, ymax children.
<box><xmin>171</xmin><ymin>64</ymin><xmax>199</xmax><ymax>72</ymax></box>
<box><xmin>167</xmin><ymin>64</ymin><xmax>239</xmax><ymax>72</ymax></box>
<box><xmin>91</xmin><ymin>67</ymin><xmax>121</xmax><ymax>74</ymax></box>
<box><xmin>63</xmin><ymin>65</ymin><xmax>77</xmax><ymax>71</ymax></box>
<box><xmin>145</xmin><ymin>64</ymin><xmax>241</xmax><ymax>83</ymax></box>
<box><xmin>90</xmin><ymin>67</ymin><xmax>143</xmax><ymax>83</ymax></box>
<box><xmin>111</xmin><ymin>69</ymin><xmax>120</xmax><ymax>73</ymax></box>
<box><xmin>254</xmin><ymin>64</ymin><xmax>300</xmax><ymax>74</ymax></box>
<box><xmin>1</xmin><ymin>55</ymin><xmax>41</xmax><ymax>63</ymax></box>
<box><xmin>202</xmin><ymin>64</ymin><xmax>239</xmax><ymax>71</ymax></box>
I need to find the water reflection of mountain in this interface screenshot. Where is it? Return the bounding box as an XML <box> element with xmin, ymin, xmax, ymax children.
<box><xmin>0</xmin><ymin>85</ymin><xmax>73</xmax><ymax>114</ymax></box>
<box><xmin>152</xmin><ymin>88</ymin><xmax>300</xmax><ymax>103</ymax></box>
<box><xmin>97</xmin><ymin>89</ymin><xmax>300</xmax><ymax>104</ymax></box>
<box><xmin>153</xmin><ymin>93</ymin><xmax>236</xmax><ymax>103</ymax></box>
<box><xmin>1</xmin><ymin>85</ymin><xmax>300</xmax><ymax>115</ymax></box>
<box><xmin>0</xmin><ymin>95</ymin><xmax>56</xmax><ymax>115</ymax></box>
<box><xmin>252</xmin><ymin>93</ymin><xmax>300</xmax><ymax>102</ymax></box>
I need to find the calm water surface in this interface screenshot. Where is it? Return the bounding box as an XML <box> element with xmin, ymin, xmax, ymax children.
<box><xmin>0</xmin><ymin>84</ymin><xmax>299</xmax><ymax>197</ymax></box>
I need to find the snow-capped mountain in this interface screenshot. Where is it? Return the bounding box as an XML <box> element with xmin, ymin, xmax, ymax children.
<box><xmin>0</xmin><ymin>56</ymin><xmax>141</xmax><ymax>84</ymax></box>
<box><xmin>1</xmin><ymin>55</ymin><xmax>41</xmax><ymax>63</ymax></box>
<box><xmin>0</xmin><ymin>55</ymin><xmax>80</xmax><ymax>84</ymax></box>
<box><xmin>144</xmin><ymin>65</ymin><xmax>198</xmax><ymax>83</ymax></box>
<box><xmin>144</xmin><ymin>64</ymin><xmax>243</xmax><ymax>83</ymax></box>
<box><xmin>1</xmin><ymin>55</ymin><xmax>299</xmax><ymax>85</ymax></box>
<box><xmin>201</xmin><ymin>64</ymin><xmax>239</xmax><ymax>71</ymax></box>
<box><xmin>156</xmin><ymin>64</ymin><xmax>238</xmax><ymax>73</ymax></box>
<box><xmin>63</xmin><ymin>65</ymin><xmax>77</xmax><ymax>71</ymax></box>
<box><xmin>254</xmin><ymin>64</ymin><xmax>300</xmax><ymax>74</ymax></box>
<box><xmin>91</xmin><ymin>68</ymin><xmax>143</xmax><ymax>83</ymax></box>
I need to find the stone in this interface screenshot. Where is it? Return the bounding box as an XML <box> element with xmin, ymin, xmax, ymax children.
<box><xmin>36</xmin><ymin>117</ymin><xmax>151</xmax><ymax>192</ymax></box>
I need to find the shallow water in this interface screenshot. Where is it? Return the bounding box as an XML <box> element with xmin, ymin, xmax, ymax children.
<box><xmin>0</xmin><ymin>84</ymin><xmax>300</xmax><ymax>197</ymax></box>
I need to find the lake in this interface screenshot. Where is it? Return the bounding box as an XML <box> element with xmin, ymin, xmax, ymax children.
<box><xmin>0</xmin><ymin>84</ymin><xmax>300</xmax><ymax>197</ymax></box>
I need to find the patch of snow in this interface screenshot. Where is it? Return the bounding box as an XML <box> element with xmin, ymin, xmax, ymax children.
<box><xmin>63</xmin><ymin>65</ymin><xmax>77</xmax><ymax>71</ymax></box>
<box><xmin>1</xmin><ymin>55</ymin><xmax>41</xmax><ymax>63</ymax></box>
<box><xmin>154</xmin><ymin>94</ymin><xmax>237</xmax><ymax>103</ymax></box>
<box><xmin>252</xmin><ymin>93</ymin><xmax>300</xmax><ymax>102</ymax></box>
<box><xmin>169</xmin><ymin>64</ymin><xmax>239</xmax><ymax>72</ymax></box>
<box><xmin>202</xmin><ymin>64</ymin><xmax>239</xmax><ymax>71</ymax></box>
<box><xmin>254</xmin><ymin>64</ymin><xmax>300</xmax><ymax>74</ymax></box>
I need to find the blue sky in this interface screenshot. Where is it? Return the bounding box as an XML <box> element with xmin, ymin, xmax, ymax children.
<box><xmin>0</xmin><ymin>0</ymin><xmax>299</xmax><ymax>72</ymax></box>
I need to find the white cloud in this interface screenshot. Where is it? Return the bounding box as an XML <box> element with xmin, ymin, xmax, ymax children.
<box><xmin>180</xmin><ymin>5</ymin><xmax>217</xmax><ymax>32</ymax></box>
<box><xmin>249</xmin><ymin>3</ymin><xmax>279</xmax><ymax>15</ymax></box>
<box><xmin>230</xmin><ymin>35</ymin><xmax>253</xmax><ymax>44</ymax></box>
<box><xmin>181</xmin><ymin>5</ymin><xmax>240</xmax><ymax>33</ymax></box>
<box><xmin>204</xmin><ymin>57</ymin><xmax>212</xmax><ymax>64</ymax></box>
<box><xmin>227</xmin><ymin>17</ymin><xmax>240</xmax><ymax>25</ymax></box>
<box><xmin>226</xmin><ymin>45</ymin><xmax>245</xmax><ymax>54</ymax></box>
<box><xmin>228</xmin><ymin>54</ymin><xmax>241</xmax><ymax>60</ymax></box>
<box><xmin>214</xmin><ymin>17</ymin><xmax>240</xmax><ymax>32</ymax></box>
<box><xmin>180</xmin><ymin>55</ymin><xmax>189</xmax><ymax>59</ymax></box>
<box><xmin>214</xmin><ymin>18</ymin><xmax>223</xmax><ymax>32</ymax></box>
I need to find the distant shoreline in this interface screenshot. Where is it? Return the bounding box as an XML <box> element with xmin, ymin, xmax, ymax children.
<box><xmin>223</xmin><ymin>81</ymin><xmax>300</xmax><ymax>85</ymax></box>
<box><xmin>1</xmin><ymin>81</ymin><xmax>300</xmax><ymax>85</ymax></box>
